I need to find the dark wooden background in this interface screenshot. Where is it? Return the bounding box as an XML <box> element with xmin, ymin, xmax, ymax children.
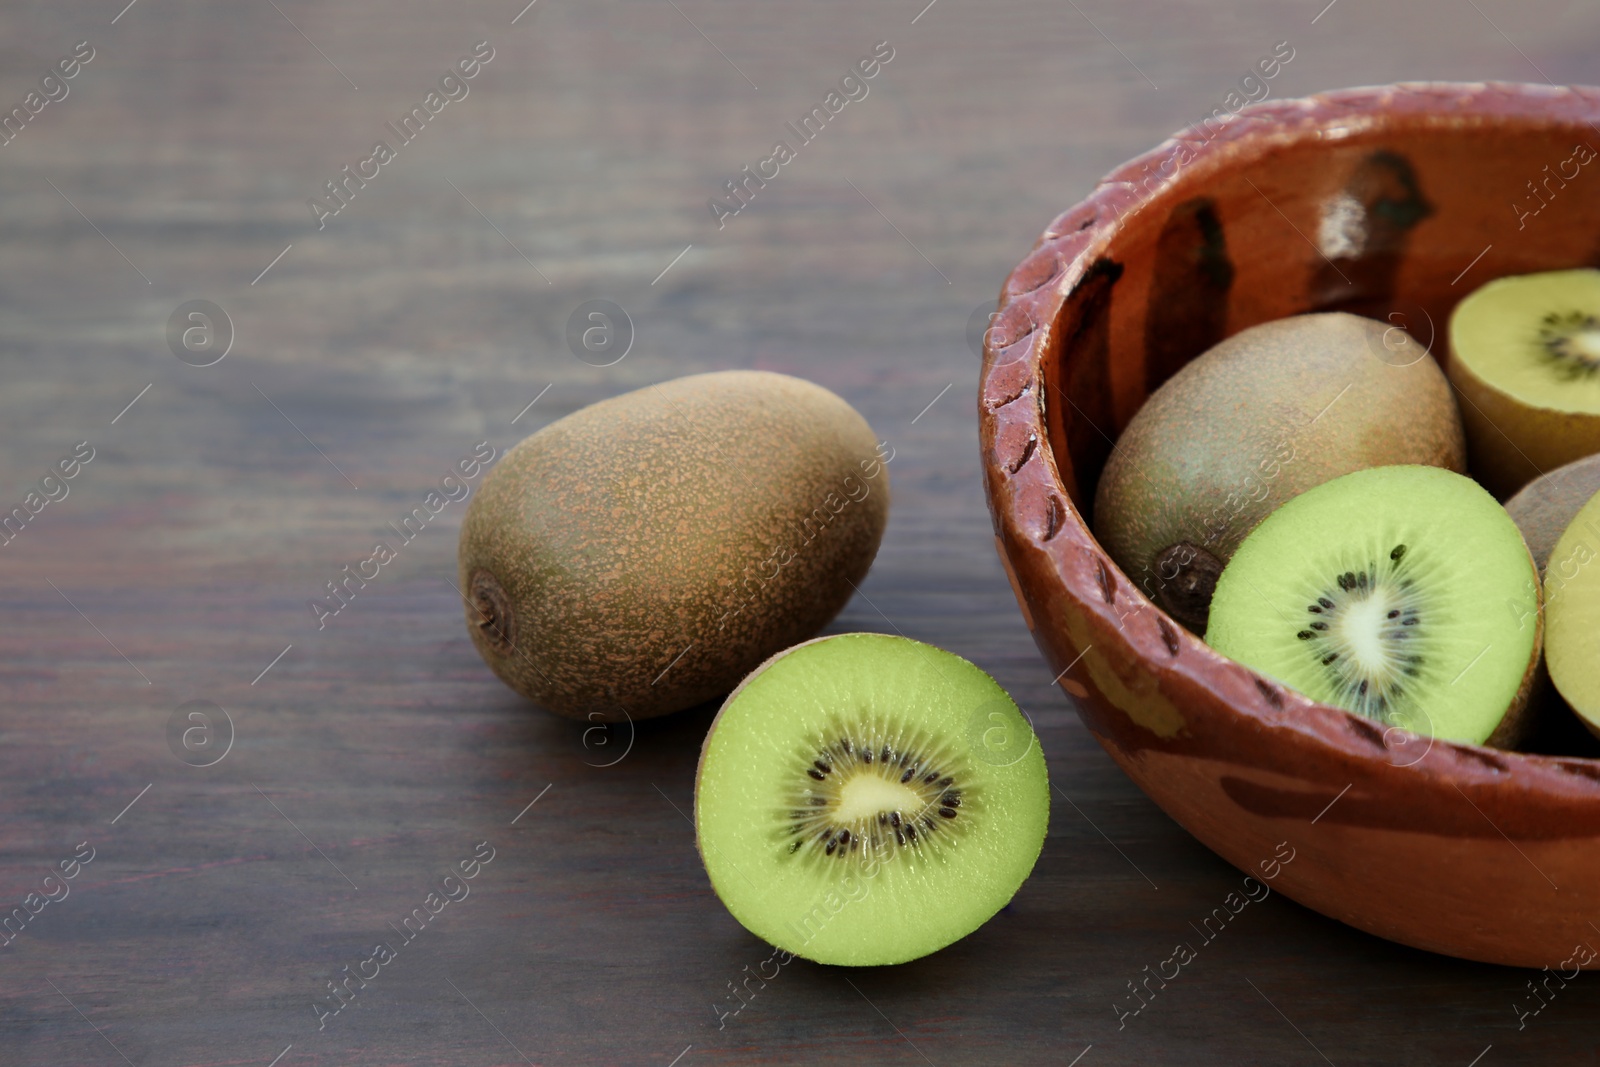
<box><xmin>4</xmin><ymin>1</ymin><xmax>1600</xmax><ymax>1063</ymax></box>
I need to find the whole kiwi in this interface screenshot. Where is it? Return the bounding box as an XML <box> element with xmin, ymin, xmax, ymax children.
<box><xmin>1094</xmin><ymin>312</ymin><xmax>1466</xmax><ymax>632</ymax></box>
<box><xmin>459</xmin><ymin>371</ymin><xmax>889</xmax><ymax>721</ymax></box>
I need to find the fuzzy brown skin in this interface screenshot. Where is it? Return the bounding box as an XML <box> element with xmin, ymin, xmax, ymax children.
<box><xmin>1093</xmin><ymin>312</ymin><xmax>1466</xmax><ymax>632</ymax></box>
<box><xmin>1503</xmin><ymin>454</ymin><xmax>1600</xmax><ymax>573</ymax></box>
<box><xmin>458</xmin><ymin>371</ymin><xmax>889</xmax><ymax>721</ymax></box>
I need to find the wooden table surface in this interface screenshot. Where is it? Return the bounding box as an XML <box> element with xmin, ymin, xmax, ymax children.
<box><xmin>4</xmin><ymin>1</ymin><xmax>1600</xmax><ymax>1063</ymax></box>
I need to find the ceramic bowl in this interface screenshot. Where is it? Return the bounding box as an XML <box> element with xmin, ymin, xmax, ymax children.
<box><xmin>980</xmin><ymin>82</ymin><xmax>1600</xmax><ymax>969</ymax></box>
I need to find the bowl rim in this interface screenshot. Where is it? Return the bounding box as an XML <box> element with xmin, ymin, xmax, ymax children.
<box><xmin>979</xmin><ymin>80</ymin><xmax>1600</xmax><ymax>797</ymax></box>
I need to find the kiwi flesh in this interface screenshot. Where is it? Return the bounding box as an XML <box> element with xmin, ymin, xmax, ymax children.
<box><xmin>1448</xmin><ymin>268</ymin><xmax>1600</xmax><ymax>497</ymax></box>
<box><xmin>1543</xmin><ymin>490</ymin><xmax>1600</xmax><ymax>739</ymax></box>
<box><xmin>694</xmin><ymin>633</ymin><xmax>1050</xmax><ymax>967</ymax></box>
<box><xmin>1206</xmin><ymin>466</ymin><xmax>1541</xmax><ymax>747</ymax></box>
<box><xmin>1504</xmin><ymin>452</ymin><xmax>1600</xmax><ymax>575</ymax></box>
<box><xmin>1095</xmin><ymin>312</ymin><xmax>1465</xmax><ymax>634</ymax></box>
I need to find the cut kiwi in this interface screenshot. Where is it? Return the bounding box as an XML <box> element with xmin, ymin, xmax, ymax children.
<box><xmin>694</xmin><ymin>633</ymin><xmax>1049</xmax><ymax>967</ymax></box>
<box><xmin>1449</xmin><ymin>268</ymin><xmax>1600</xmax><ymax>497</ymax></box>
<box><xmin>1095</xmin><ymin>312</ymin><xmax>1464</xmax><ymax>634</ymax></box>
<box><xmin>1205</xmin><ymin>466</ymin><xmax>1541</xmax><ymax>747</ymax></box>
<box><xmin>1544</xmin><ymin>490</ymin><xmax>1600</xmax><ymax>738</ymax></box>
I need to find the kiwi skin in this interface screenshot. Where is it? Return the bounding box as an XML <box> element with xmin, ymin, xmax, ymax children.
<box><xmin>1503</xmin><ymin>453</ymin><xmax>1600</xmax><ymax>575</ymax></box>
<box><xmin>458</xmin><ymin>371</ymin><xmax>888</xmax><ymax>721</ymax></box>
<box><xmin>1095</xmin><ymin>312</ymin><xmax>1466</xmax><ymax>633</ymax></box>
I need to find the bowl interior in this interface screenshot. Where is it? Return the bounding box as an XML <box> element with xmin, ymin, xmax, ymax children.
<box><xmin>1042</xmin><ymin>106</ymin><xmax>1600</xmax><ymax>519</ymax></box>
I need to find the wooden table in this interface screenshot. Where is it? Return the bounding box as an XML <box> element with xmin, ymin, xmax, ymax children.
<box><xmin>3</xmin><ymin>1</ymin><xmax>1597</xmax><ymax>1063</ymax></box>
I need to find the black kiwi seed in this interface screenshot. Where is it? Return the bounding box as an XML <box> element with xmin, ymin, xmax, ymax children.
<box><xmin>814</xmin><ymin>760</ymin><xmax>831</xmax><ymax>775</ymax></box>
<box><xmin>1298</xmin><ymin>630</ymin><xmax>1314</xmax><ymax>640</ymax></box>
<box><xmin>807</xmin><ymin>768</ymin><xmax>824</xmax><ymax>780</ymax></box>
<box><xmin>1390</xmin><ymin>544</ymin><xmax>1407</xmax><ymax>561</ymax></box>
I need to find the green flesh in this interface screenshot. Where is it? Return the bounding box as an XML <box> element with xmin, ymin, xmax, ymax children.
<box><xmin>1545</xmin><ymin>490</ymin><xmax>1600</xmax><ymax>728</ymax></box>
<box><xmin>1452</xmin><ymin>268</ymin><xmax>1600</xmax><ymax>412</ymax></box>
<box><xmin>1206</xmin><ymin>466</ymin><xmax>1538</xmax><ymax>743</ymax></box>
<box><xmin>694</xmin><ymin>633</ymin><xmax>1050</xmax><ymax>967</ymax></box>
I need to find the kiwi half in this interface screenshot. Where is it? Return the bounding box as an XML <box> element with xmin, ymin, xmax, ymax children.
<box><xmin>1449</xmin><ymin>268</ymin><xmax>1600</xmax><ymax>497</ymax></box>
<box><xmin>1205</xmin><ymin>466</ymin><xmax>1541</xmax><ymax>747</ymax></box>
<box><xmin>694</xmin><ymin>633</ymin><xmax>1049</xmax><ymax>967</ymax></box>
<box><xmin>1544</xmin><ymin>490</ymin><xmax>1600</xmax><ymax>738</ymax></box>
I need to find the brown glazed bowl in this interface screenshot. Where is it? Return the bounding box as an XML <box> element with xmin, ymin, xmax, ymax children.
<box><xmin>980</xmin><ymin>82</ymin><xmax>1600</xmax><ymax>969</ymax></box>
